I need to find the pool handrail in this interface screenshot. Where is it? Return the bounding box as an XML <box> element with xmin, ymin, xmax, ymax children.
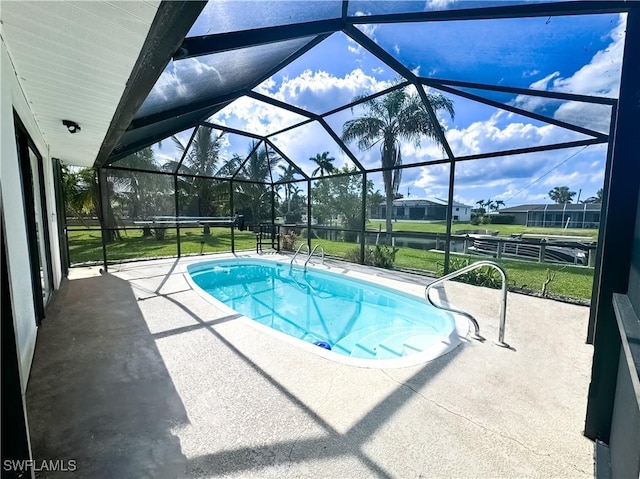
<box><xmin>304</xmin><ymin>244</ymin><xmax>325</xmax><ymax>271</ymax></box>
<box><xmin>290</xmin><ymin>243</ymin><xmax>310</xmax><ymax>268</ymax></box>
<box><xmin>425</xmin><ymin>260</ymin><xmax>509</xmax><ymax>348</ymax></box>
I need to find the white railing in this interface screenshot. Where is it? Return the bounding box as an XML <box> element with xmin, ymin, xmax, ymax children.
<box><xmin>425</xmin><ymin>260</ymin><xmax>509</xmax><ymax>348</ymax></box>
<box><xmin>304</xmin><ymin>244</ymin><xmax>325</xmax><ymax>271</ymax></box>
<box><xmin>289</xmin><ymin>243</ymin><xmax>310</xmax><ymax>268</ymax></box>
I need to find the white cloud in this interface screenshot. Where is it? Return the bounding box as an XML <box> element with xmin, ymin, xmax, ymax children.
<box><xmin>425</xmin><ymin>0</ymin><xmax>456</xmax><ymax>10</ymax></box>
<box><xmin>255</xmin><ymin>69</ymin><xmax>393</xmax><ymax>114</ymax></box>
<box><xmin>551</xmin><ymin>15</ymin><xmax>626</xmax><ymax>97</ymax></box>
<box><xmin>210</xmin><ymin>96</ymin><xmax>307</xmax><ymax>137</ymax></box>
<box><xmin>511</xmin><ymin>15</ymin><xmax>625</xmax><ymax>133</ymax></box>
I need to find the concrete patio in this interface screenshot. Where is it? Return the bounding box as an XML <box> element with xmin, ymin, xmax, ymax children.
<box><xmin>26</xmin><ymin>254</ymin><xmax>595</xmax><ymax>478</ymax></box>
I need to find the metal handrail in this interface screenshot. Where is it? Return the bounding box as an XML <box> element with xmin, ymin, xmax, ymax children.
<box><xmin>425</xmin><ymin>260</ymin><xmax>509</xmax><ymax>348</ymax></box>
<box><xmin>304</xmin><ymin>244</ymin><xmax>325</xmax><ymax>271</ymax></box>
<box><xmin>289</xmin><ymin>243</ymin><xmax>310</xmax><ymax>268</ymax></box>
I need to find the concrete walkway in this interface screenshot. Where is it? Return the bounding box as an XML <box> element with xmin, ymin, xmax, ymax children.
<box><xmin>27</xmin><ymin>254</ymin><xmax>595</xmax><ymax>478</ymax></box>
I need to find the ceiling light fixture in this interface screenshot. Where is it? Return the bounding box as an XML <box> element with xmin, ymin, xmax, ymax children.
<box><xmin>62</xmin><ymin>119</ymin><xmax>81</xmax><ymax>134</ymax></box>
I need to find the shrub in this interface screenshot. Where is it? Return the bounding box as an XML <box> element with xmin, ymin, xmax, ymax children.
<box><xmin>281</xmin><ymin>230</ymin><xmax>297</xmax><ymax>251</ymax></box>
<box><xmin>345</xmin><ymin>246</ymin><xmax>372</xmax><ymax>265</ymax></box>
<box><xmin>371</xmin><ymin>244</ymin><xmax>398</xmax><ymax>269</ymax></box>
<box><xmin>470</xmin><ymin>216</ymin><xmax>481</xmax><ymax>225</ymax></box>
<box><xmin>153</xmin><ymin>228</ymin><xmax>166</xmax><ymax>240</ymax></box>
<box><xmin>440</xmin><ymin>257</ymin><xmax>502</xmax><ymax>289</ymax></box>
<box><xmin>482</xmin><ymin>215</ymin><xmax>492</xmax><ymax>224</ymax></box>
<box><xmin>344</xmin><ymin>245</ymin><xmax>398</xmax><ymax>269</ymax></box>
<box><xmin>490</xmin><ymin>215</ymin><xmax>515</xmax><ymax>225</ymax></box>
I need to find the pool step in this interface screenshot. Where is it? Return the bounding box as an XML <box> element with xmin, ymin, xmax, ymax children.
<box><xmin>334</xmin><ymin>324</ymin><xmax>433</xmax><ymax>356</ymax></box>
<box><xmin>345</xmin><ymin>327</ymin><xmax>447</xmax><ymax>360</ymax></box>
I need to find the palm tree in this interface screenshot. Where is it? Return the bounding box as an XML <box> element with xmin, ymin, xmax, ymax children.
<box><xmin>277</xmin><ymin>164</ymin><xmax>297</xmax><ymax>216</ymax></box>
<box><xmin>484</xmin><ymin>199</ymin><xmax>494</xmax><ymax>212</ymax></box>
<box><xmin>549</xmin><ymin>186</ymin><xmax>577</xmax><ymax>204</ymax></box>
<box><xmin>235</xmin><ymin>141</ymin><xmax>280</xmax><ymax>226</ymax></box>
<box><xmin>582</xmin><ymin>188</ymin><xmax>604</xmax><ymax>204</ymax></box>
<box><xmin>169</xmin><ymin>128</ymin><xmax>227</xmax><ymax>219</ymax></box>
<box><xmin>495</xmin><ymin>200</ymin><xmax>505</xmax><ymax>210</ymax></box>
<box><xmin>342</xmin><ymin>86</ymin><xmax>454</xmax><ymax>234</ymax></box>
<box><xmin>310</xmin><ymin>151</ymin><xmax>336</xmax><ymax>177</ymax></box>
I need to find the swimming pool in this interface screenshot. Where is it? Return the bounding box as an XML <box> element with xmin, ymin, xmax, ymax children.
<box><xmin>187</xmin><ymin>258</ymin><xmax>466</xmax><ymax>367</ymax></box>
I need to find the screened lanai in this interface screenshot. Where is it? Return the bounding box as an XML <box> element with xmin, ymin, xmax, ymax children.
<box><xmin>11</xmin><ymin>1</ymin><xmax>638</xmax><ymax>476</ymax></box>
<box><xmin>82</xmin><ymin>0</ymin><xmax>624</xmax><ymax>290</ymax></box>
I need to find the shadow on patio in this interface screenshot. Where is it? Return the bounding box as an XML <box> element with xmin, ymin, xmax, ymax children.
<box><xmin>26</xmin><ymin>272</ymin><xmax>190</xmax><ymax>478</ymax></box>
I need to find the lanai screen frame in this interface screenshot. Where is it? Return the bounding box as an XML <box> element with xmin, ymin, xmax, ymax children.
<box><xmin>98</xmin><ymin>0</ymin><xmax>621</xmax><ymax>273</ymax></box>
<box><xmin>91</xmin><ymin>0</ymin><xmax>640</xmax><ymax>446</ymax></box>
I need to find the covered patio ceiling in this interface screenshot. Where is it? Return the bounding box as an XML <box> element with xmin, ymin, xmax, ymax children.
<box><xmin>97</xmin><ymin>0</ymin><xmax>628</xmax><ymax>188</ymax></box>
<box><xmin>0</xmin><ymin>1</ymin><xmax>163</xmax><ymax>166</ymax></box>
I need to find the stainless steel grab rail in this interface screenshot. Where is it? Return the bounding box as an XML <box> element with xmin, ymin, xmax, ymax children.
<box><xmin>289</xmin><ymin>243</ymin><xmax>310</xmax><ymax>268</ymax></box>
<box><xmin>425</xmin><ymin>260</ymin><xmax>509</xmax><ymax>348</ymax></box>
<box><xmin>304</xmin><ymin>244</ymin><xmax>325</xmax><ymax>271</ymax></box>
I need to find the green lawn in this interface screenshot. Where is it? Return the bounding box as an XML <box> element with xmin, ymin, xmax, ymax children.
<box><xmin>367</xmin><ymin>219</ymin><xmax>598</xmax><ymax>240</ymax></box>
<box><xmin>69</xmin><ymin>226</ymin><xmax>593</xmax><ymax>301</ymax></box>
<box><xmin>294</xmin><ymin>237</ymin><xmax>594</xmax><ymax>301</ymax></box>
<box><xmin>67</xmin><ymin>227</ymin><xmax>255</xmax><ymax>264</ymax></box>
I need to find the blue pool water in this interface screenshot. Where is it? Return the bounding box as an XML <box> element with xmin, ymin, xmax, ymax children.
<box><xmin>187</xmin><ymin>259</ymin><xmax>460</xmax><ymax>361</ymax></box>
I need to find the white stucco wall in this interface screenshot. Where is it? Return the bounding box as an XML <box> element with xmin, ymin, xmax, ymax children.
<box><xmin>1</xmin><ymin>37</ymin><xmax>61</xmax><ymax>390</ymax></box>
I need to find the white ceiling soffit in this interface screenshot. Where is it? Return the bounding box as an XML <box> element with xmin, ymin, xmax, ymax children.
<box><xmin>0</xmin><ymin>1</ymin><xmax>161</xmax><ymax>167</ymax></box>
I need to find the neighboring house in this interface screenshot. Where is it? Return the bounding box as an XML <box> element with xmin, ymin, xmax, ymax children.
<box><xmin>497</xmin><ymin>203</ymin><xmax>602</xmax><ymax>228</ymax></box>
<box><xmin>371</xmin><ymin>197</ymin><xmax>472</xmax><ymax>221</ymax></box>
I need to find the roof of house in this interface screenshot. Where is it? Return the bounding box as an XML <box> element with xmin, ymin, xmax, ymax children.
<box><xmin>499</xmin><ymin>203</ymin><xmax>602</xmax><ymax>213</ymax></box>
<box><xmin>391</xmin><ymin>197</ymin><xmax>472</xmax><ymax>208</ymax></box>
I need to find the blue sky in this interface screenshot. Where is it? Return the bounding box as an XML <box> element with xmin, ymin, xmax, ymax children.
<box><xmin>151</xmin><ymin>4</ymin><xmax>626</xmax><ymax>208</ymax></box>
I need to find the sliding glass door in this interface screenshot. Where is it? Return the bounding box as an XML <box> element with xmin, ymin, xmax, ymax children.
<box><xmin>15</xmin><ymin>113</ymin><xmax>52</xmax><ymax>323</ymax></box>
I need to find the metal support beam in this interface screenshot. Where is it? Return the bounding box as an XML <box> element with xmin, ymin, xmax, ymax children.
<box><xmin>348</xmin><ymin>2</ymin><xmax>630</xmax><ymax>25</ymax></box>
<box><xmin>175</xmin><ymin>19</ymin><xmax>343</xmax><ymax>60</ymax></box>
<box><xmin>230</xmin><ymin>180</ymin><xmax>235</xmax><ymax>253</ymax></box>
<box><xmin>96</xmin><ymin>168</ymin><xmax>109</xmax><ymax>272</ymax></box>
<box><xmin>307</xmin><ymin>179</ymin><xmax>312</xmax><ymax>252</ymax></box>
<box><xmin>429</xmin><ymin>82</ymin><xmax>608</xmax><ymax>140</ymax></box>
<box><xmin>422</xmin><ymin>77</ymin><xmax>617</xmax><ymax>106</ymax></box>
<box><xmin>95</xmin><ymin>1</ymin><xmax>207</xmax><ymax>167</ymax></box>
<box><xmin>585</xmin><ymin>6</ymin><xmax>640</xmax><ymax>443</ymax></box>
<box><xmin>360</xmin><ymin>172</ymin><xmax>367</xmax><ymax>264</ymax></box>
<box><xmin>174</xmin><ymin>174</ymin><xmax>181</xmax><ymax>257</ymax></box>
<box><xmin>587</xmin><ymin>106</ymin><xmax>619</xmax><ymax>344</ymax></box>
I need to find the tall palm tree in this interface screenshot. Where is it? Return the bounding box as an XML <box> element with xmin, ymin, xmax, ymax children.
<box><xmin>235</xmin><ymin>141</ymin><xmax>280</xmax><ymax>225</ymax></box>
<box><xmin>169</xmin><ymin>128</ymin><xmax>226</xmax><ymax>217</ymax></box>
<box><xmin>342</xmin><ymin>87</ymin><xmax>454</xmax><ymax>234</ymax></box>
<box><xmin>549</xmin><ymin>186</ymin><xmax>577</xmax><ymax>204</ymax></box>
<box><xmin>483</xmin><ymin>199</ymin><xmax>494</xmax><ymax>212</ymax></box>
<box><xmin>311</xmin><ymin>151</ymin><xmax>336</xmax><ymax>177</ymax></box>
<box><xmin>495</xmin><ymin>200</ymin><xmax>505</xmax><ymax>211</ymax></box>
<box><xmin>277</xmin><ymin>164</ymin><xmax>297</xmax><ymax>215</ymax></box>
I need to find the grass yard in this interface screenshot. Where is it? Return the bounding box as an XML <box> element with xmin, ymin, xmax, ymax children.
<box><xmin>67</xmin><ymin>227</ymin><xmax>255</xmax><ymax>264</ymax></box>
<box><xmin>367</xmin><ymin>219</ymin><xmax>599</xmax><ymax>240</ymax></box>
<box><xmin>68</xmin><ymin>225</ymin><xmax>594</xmax><ymax>301</ymax></box>
<box><xmin>294</xmin><ymin>237</ymin><xmax>594</xmax><ymax>301</ymax></box>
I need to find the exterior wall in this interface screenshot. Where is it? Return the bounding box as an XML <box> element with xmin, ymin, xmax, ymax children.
<box><xmin>452</xmin><ymin>206</ymin><xmax>471</xmax><ymax>222</ymax></box>
<box><xmin>510</xmin><ymin>211</ymin><xmax>528</xmax><ymax>225</ymax></box>
<box><xmin>505</xmin><ymin>209</ymin><xmax>601</xmax><ymax>227</ymax></box>
<box><xmin>1</xmin><ymin>37</ymin><xmax>60</xmax><ymax>389</ymax></box>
